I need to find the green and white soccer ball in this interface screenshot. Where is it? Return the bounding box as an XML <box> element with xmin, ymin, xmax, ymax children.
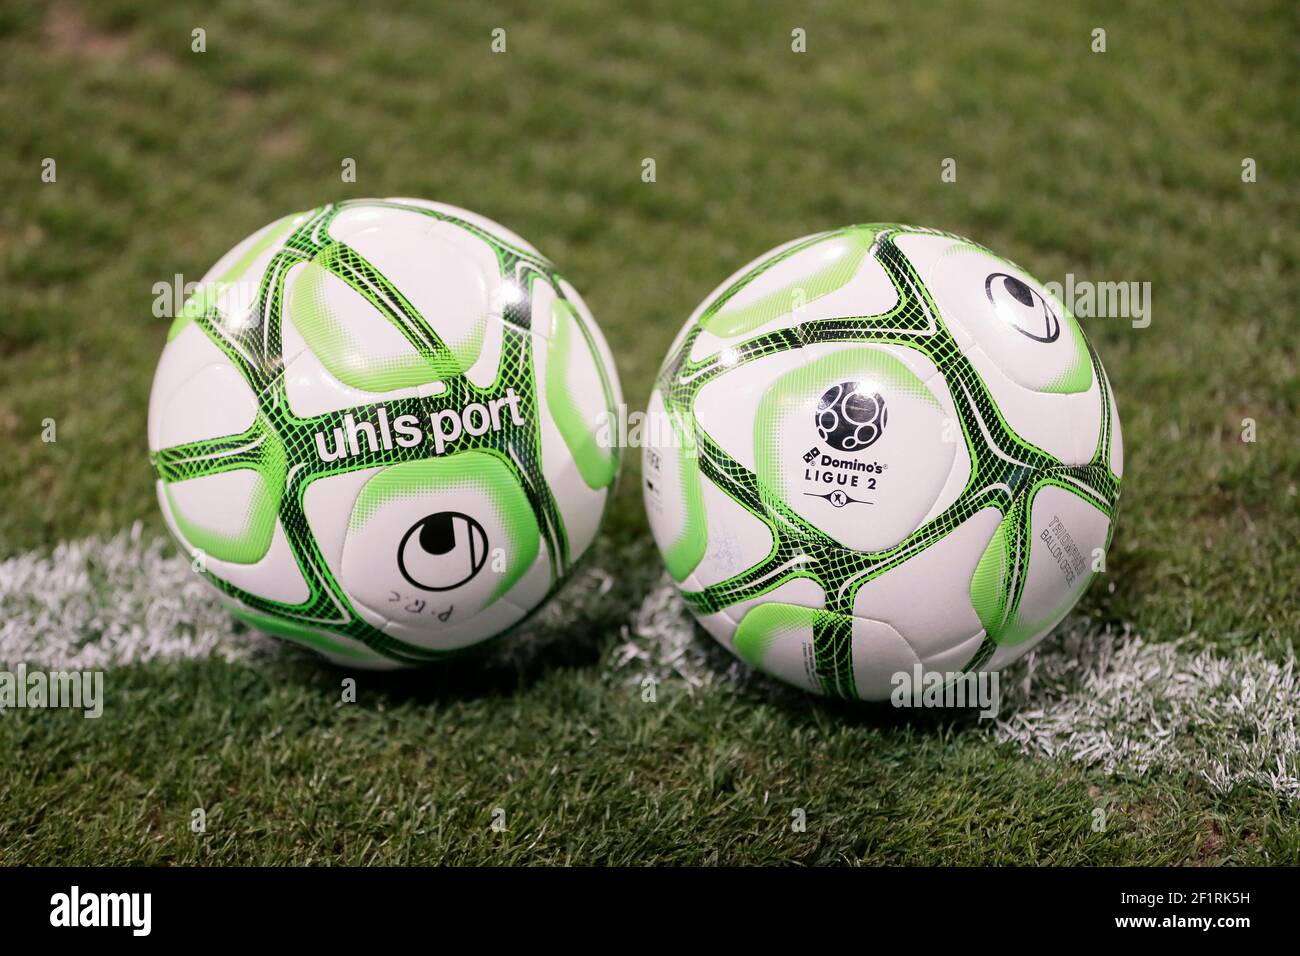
<box><xmin>643</xmin><ymin>225</ymin><xmax>1122</xmax><ymax>700</ymax></box>
<box><xmin>148</xmin><ymin>199</ymin><xmax>622</xmax><ymax>667</ymax></box>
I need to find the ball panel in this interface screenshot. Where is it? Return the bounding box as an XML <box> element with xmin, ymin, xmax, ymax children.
<box><xmin>155</xmin><ymin>482</ymin><xmax>310</xmax><ymax>606</ymax></box>
<box><xmin>731</xmin><ymin>602</ymin><xmax>921</xmax><ymax>701</ymax></box>
<box><xmin>850</xmin><ymin>617</ymin><xmax>925</xmax><ymax>701</ymax></box>
<box><xmin>801</xmin><ymin>340</ymin><xmax>973</xmax><ymax>530</ymax></box>
<box><xmin>916</xmin><ymin>412</ymin><xmax>973</xmax><ymax>530</ymax></box>
<box><xmin>693</xmin><ymin>349</ymin><xmax>805</xmax><ymax>474</ymax></box>
<box><xmin>312</xmin><ymin>468</ymin><xmax>553</xmax><ymax>657</ymax></box>
<box><xmin>753</xmin><ymin>345</ymin><xmax>955</xmax><ymax>552</ymax></box>
<box><xmin>327</xmin><ymin>205</ymin><xmax>496</xmax><ymax>374</ymax></box>
<box><xmin>898</xmin><ymin>232</ymin><xmax>1105</xmax><ymax>465</ymax></box>
<box><xmin>227</xmin><ymin>605</ymin><xmax>397</xmax><ymax>668</ymax></box>
<box><xmin>1068</xmin><ymin>371</ymin><xmax>1107</xmax><ymax>466</ymax></box>
<box><xmin>382</xmin><ymin>198</ymin><xmax>544</xmax><ymax>258</ymax></box>
<box><xmin>557</xmin><ymin>278</ymin><xmax>625</xmax><ymax>413</ymax></box>
<box><xmin>542</xmin><ymin>295</ymin><xmax>619</xmax><ymax>490</ymax></box>
<box><xmin>531</xmin><ymin>290</ymin><xmax>617</xmax><ymax>565</ymax></box>
<box><xmin>286</xmin><ymin>257</ymin><xmax>450</xmax><ymax>393</ymax></box>
<box><xmin>463</xmin><ymin>306</ymin><xmax>506</xmax><ymax>389</ymax></box>
<box><xmin>689</xmin><ymin>227</ymin><xmax>897</xmax><ymax>362</ymax></box>
<box><xmin>972</xmin><ymin>482</ymin><xmax>1111</xmax><ymax>653</ymax></box>
<box><xmin>688</xmin><ymin>472</ymin><xmax>775</xmax><ymax>590</ymax></box>
<box><xmin>341</xmin><ymin>453</ymin><xmax>541</xmax><ymax>637</ymax></box>
<box><xmin>280</xmin><ymin>306</ymin><xmax>429</xmax><ymax>418</ymax></box>
<box><xmin>731</xmin><ymin>603</ymin><xmax>827</xmax><ymax>695</ymax></box>
<box><xmin>642</xmin><ymin>388</ymin><xmax>707</xmax><ymax>581</ymax></box>
<box><xmin>1008</xmin><ymin>483</ymin><xmax>1110</xmax><ymax>646</ymax></box>
<box><xmin>897</xmin><ymin>234</ymin><xmax>1094</xmax><ymax>395</ymax></box>
<box><xmin>162</xmin><ymin>467</ymin><xmax>281</xmax><ymax>566</ymax></box>
<box><xmin>156</xmin><ymin>361</ymin><xmax>259</xmax><ymax>450</ymax></box>
<box><xmin>672</xmin><ymin>572</ymin><xmax>824</xmax><ymax>656</ymax></box>
<box><xmin>962</xmin><ymin>339</ymin><xmax>1103</xmax><ymax>464</ymax></box>
<box><xmin>148</xmin><ymin>321</ymin><xmax>258</xmax><ymax>452</ymax></box>
<box><xmin>205</xmin><ymin>518</ymin><xmax>310</xmax><ymax>606</ymax></box>
<box><xmin>851</xmin><ymin>506</ymin><xmax>1001</xmax><ymax>661</ymax></box>
<box><xmin>918</xmin><ymin>630</ymin><xmax>987</xmax><ymax>674</ymax></box>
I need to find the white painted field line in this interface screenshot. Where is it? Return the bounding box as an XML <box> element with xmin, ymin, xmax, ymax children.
<box><xmin>996</xmin><ymin>623</ymin><xmax>1300</xmax><ymax>798</ymax></box>
<box><xmin>0</xmin><ymin>523</ymin><xmax>273</xmax><ymax>669</ymax></box>
<box><xmin>618</xmin><ymin>577</ymin><xmax>1300</xmax><ymax>799</ymax></box>
<box><xmin>0</xmin><ymin>527</ymin><xmax>624</xmax><ymax>672</ymax></box>
<box><xmin>4</xmin><ymin>532</ymin><xmax>1296</xmax><ymax>799</ymax></box>
<box><xmin>611</xmin><ymin>574</ymin><xmax>745</xmax><ymax>693</ymax></box>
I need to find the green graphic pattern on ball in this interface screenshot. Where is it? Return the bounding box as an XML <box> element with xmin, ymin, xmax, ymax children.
<box><xmin>151</xmin><ymin>200</ymin><xmax>619</xmax><ymax>664</ymax></box>
<box><xmin>654</xmin><ymin>224</ymin><xmax>1121</xmax><ymax>698</ymax></box>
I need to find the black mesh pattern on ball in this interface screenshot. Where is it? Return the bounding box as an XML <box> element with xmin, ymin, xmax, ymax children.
<box><xmin>654</xmin><ymin>225</ymin><xmax>1121</xmax><ymax>698</ymax></box>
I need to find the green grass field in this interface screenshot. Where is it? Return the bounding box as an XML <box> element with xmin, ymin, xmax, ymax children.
<box><xmin>1</xmin><ymin>0</ymin><xmax>1297</xmax><ymax>864</ymax></box>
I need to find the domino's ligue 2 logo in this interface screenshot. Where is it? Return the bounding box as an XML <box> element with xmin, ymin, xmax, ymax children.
<box><xmin>815</xmin><ymin>382</ymin><xmax>888</xmax><ymax>453</ymax></box>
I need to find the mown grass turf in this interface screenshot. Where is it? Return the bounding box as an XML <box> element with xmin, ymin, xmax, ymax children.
<box><xmin>4</xmin><ymin>651</ymin><xmax>1297</xmax><ymax>865</ymax></box>
<box><xmin>0</xmin><ymin>0</ymin><xmax>1297</xmax><ymax>864</ymax></box>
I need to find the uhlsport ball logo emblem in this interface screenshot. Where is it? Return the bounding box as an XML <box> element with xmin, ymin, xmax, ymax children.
<box><xmin>815</xmin><ymin>382</ymin><xmax>889</xmax><ymax>452</ymax></box>
<box><xmin>985</xmin><ymin>272</ymin><xmax>1060</xmax><ymax>343</ymax></box>
<box><xmin>397</xmin><ymin>511</ymin><xmax>489</xmax><ymax>592</ymax></box>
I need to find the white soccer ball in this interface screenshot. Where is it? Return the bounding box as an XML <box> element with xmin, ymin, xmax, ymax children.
<box><xmin>148</xmin><ymin>199</ymin><xmax>622</xmax><ymax>667</ymax></box>
<box><xmin>643</xmin><ymin>225</ymin><xmax>1122</xmax><ymax>700</ymax></box>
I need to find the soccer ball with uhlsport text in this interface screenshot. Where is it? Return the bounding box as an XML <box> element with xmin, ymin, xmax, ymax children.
<box><xmin>148</xmin><ymin>199</ymin><xmax>622</xmax><ymax>667</ymax></box>
<box><xmin>643</xmin><ymin>224</ymin><xmax>1122</xmax><ymax>700</ymax></box>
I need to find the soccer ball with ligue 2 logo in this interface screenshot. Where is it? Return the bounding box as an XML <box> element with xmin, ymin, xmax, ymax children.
<box><xmin>148</xmin><ymin>199</ymin><xmax>622</xmax><ymax>667</ymax></box>
<box><xmin>643</xmin><ymin>224</ymin><xmax>1122</xmax><ymax>700</ymax></box>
